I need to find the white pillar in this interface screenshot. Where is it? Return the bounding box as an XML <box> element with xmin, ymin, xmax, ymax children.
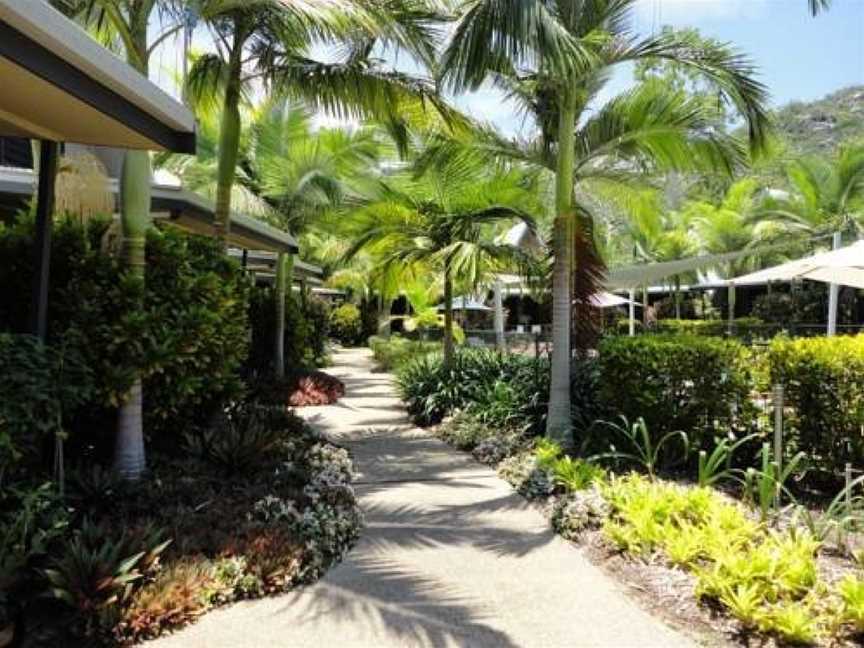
<box><xmin>493</xmin><ymin>280</ymin><xmax>505</xmax><ymax>351</ymax></box>
<box><xmin>827</xmin><ymin>231</ymin><xmax>842</xmax><ymax>336</ymax></box>
<box><xmin>628</xmin><ymin>288</ymin><xmax>636</xmax><ymax>337</ymax></box>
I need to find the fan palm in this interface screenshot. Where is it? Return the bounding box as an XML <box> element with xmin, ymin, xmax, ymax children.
<box><xmin>439</xmin><ymin>0</ymin><xmax>769</xmax><ymax>446</ymax></box>
<box><xmin>185</xmin><ymin>0</ymin><xmax>459</xmax><ymax>247</ymax></box>
<box><xmin>61</xmin><ymin>0</ymin><xmax>193</xmax><ymax>480</ymax></box>
<box><xmin>343</xmin><ymin>152</ymin><xmax>540</xmax><ymax>367</ymax></box>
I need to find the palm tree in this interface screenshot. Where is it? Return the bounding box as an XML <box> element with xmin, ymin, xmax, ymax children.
<box><xmin>809</xmin><ymin>0</ymin><xmax>831</xmax><ymax>14</ymax></box>
<box><xmin>761</xmin><ymin>145</ymin><xmax>864</xmax><ymax>240</ymax></box>
<box><xmin>343</xmin><ymin>151</ymin><xmax>539</xmax><ymax>367</ymax></box>
<box><xmin>186</xmin><ymin>0</ymin><xmax>459</xmax><ymax>247</ymax></box>
<box><xmin>438</xmin><ymin>0</ymin><xmax>769</xmax><ymax>446</ymax></box>
<box><xmin>63</xmin><ymin>0</ymin><xmax>190</xmax><ymax>480</ymax></box>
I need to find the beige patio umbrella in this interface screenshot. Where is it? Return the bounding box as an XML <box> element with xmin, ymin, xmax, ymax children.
<box><xmin>727</xmin><ymin>239</ymin><xmax>864</xmax><ymax>335</ymax></box>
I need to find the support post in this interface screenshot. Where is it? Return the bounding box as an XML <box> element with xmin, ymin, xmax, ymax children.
<box><xmin>241</xmin><ymin>248</ymin><xmax>248</xmax><ymax>269</ymax></box>
<box><xmin>274</xmin><ymin>252</ymin><xmax>287</xmax><ymax>379</ymax></box>
<box><xmin>31</xmin><ymin>140</ymin><xmax>59</xmax><ymax>340</ymax></box>
<box><xmin>727</xmin><ymin>281</ymin><xmax>736</xmax><ymax>336</ymax></box>
<box><xmin>642</xmin><ymin>285</ymin><xmax>649</xmax><ymax>326</ymax></box>
<box><xmin>628</xmin><ymin>288</ymin><xmax>636</xmax><ymax>337</ymax></box>
<box><xmin>827</xmin><ymin>231</ymin><xmax>842</xmax><ymax>336</ymax></box>
<box><xmin>494</xmin><ymin>279</ymin><xmax>505</xmax><ymax>352</ymax></box>
<box><xmin>773</xmin><ymin>383</ymin><xmax>784</xmax><ymax>477</ymax></box>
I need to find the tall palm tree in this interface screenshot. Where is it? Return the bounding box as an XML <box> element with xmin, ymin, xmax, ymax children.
<box><xmin>438</xmin><ymin>0</ymin><xmax>769</xmax><ymax>446</ymax></box>
<box><xmin>186</xmin><ymin>0</ymin><xmax>458</xmax><ymax>247</ymax></box>
<box><xmin>343</xmin><ymin>152</ymin><xmax>540</xmax><ymax>367</ymax></box>
<box><xmin>63</xmin><ymin>0</ymin><xmax>189</xmax><ymax>480</ymax></box>
<box><xmin>761</xmin><ymin>145</ymin><xmax>864</xmax><ymax>239</ymax></box>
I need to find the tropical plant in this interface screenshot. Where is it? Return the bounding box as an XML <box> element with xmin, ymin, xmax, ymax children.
<box><xmin>343</xmin><ymin>147</ymin><xmax>539</xmax><ymax>367</ymax></box>
<box><xmin>185</xmin><ymin>402</ymin><xmax>301</xmax><ymax>475</ymax></box>
<box><xmin>696</xmin><ymin>434</ymin><xmax>759</xmax><ymax>488</ymax></box>
<box><xmin>186</xmin><ymin>0</ymin><xmax>459</xmax><ymax>246</ymax></box>
<box><xmin>439</xmin><ymin>0</ymin><xmax>769</xmax><ymax>444</ymax></box>
<box><xmin>61</xmin><ymin>0</ymin><xmax>192</xmax><ymax>479</ymax></box>
<box><xmin>763</xmin><ymin>144</ymin><xmax>864</xmax><ymax>239</ymax></box>
<box><xmin>591</xmin><ymin>416</ymin><xmax>689</xmax><ymax>479</ymax></box>
<box><xmin>743</xmin><ymin>443</ymin><xmax>808</xmax><ymax>521</ymax></box>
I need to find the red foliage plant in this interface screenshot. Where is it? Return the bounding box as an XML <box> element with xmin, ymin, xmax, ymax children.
<box><xmin>287</xmin><ymin>370</ymin><xmax>345</xmax><ymax>407</ymax></box>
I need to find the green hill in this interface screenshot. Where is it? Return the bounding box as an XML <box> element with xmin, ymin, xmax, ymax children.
<box><xmin>772</xmin><ymin>86</ymin><xmax>864</xmax><ymax>156</ymax></box>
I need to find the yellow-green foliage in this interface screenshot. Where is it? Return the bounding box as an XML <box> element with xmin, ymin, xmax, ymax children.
<box><xmin>768</xmin><ymin>334</ymin><xmax>864</xmax><ymax>469</ymax></box>
<box><xmin>600</xmin><ymin>474</ymin><xmax>847</xmax><ymax>644</ymax></box>
<box><xmin>838</xmin><ymin>575</ymin><xmax>864</xmax><ymax>631</ymax></box>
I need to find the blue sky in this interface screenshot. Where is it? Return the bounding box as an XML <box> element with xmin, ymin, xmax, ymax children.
<box><xmin>457</xmin><ymin>0</ymin><xmax>864</xmax><ymax>135</ymax></box>
<box><xmin>147</xmin><ymin>0</ymin><xmax>864</xmax><ymax>135</ymax></box>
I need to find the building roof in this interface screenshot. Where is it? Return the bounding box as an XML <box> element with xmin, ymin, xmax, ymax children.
<box><xmin>0</xmin><ymin>0</ymin><xmax>195</xmax><ymax>152</ymax></box>
<box><xmin>0</xmin><ymin>166</ymin><xmax>298</xmax><ymax>254</ymax></box>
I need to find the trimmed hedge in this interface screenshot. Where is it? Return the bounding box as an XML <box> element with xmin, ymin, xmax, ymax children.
<box><xmin>654</xmin><ymin>317</ymin><xmax>764</xmax><ymax>337</ymax></box>
<box><xmin>767</xmin><ymin>335</ymin><xmax>864</xmax><ymax>472</ymax></box>
<box><xmin>597</xmin><ymin>335</ymin><xmax>754</xmax><ymax>451</ymax></box>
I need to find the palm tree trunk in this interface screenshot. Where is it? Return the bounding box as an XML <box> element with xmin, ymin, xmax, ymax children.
<box><xmin>380</xmin><ymin>292</ymin><xmax>392</xmax><ymax>338</ymax></box>
<box><xmin>213</xmin><ymin>40</ymin><xmax>244</xmax><ymax>247</ymax></box>
<box><xmin>443</xmin><ymin>265</ymin><xmax>454</xmax><ymax>368</ymax></box>
<box><xmin>114</xmin><ymin>23</ymin><xmax>150</xmax><ymax>481</ymax></box>
<box><xmin>115</xmin><ymin>149</ymin><xmax>149</xmax><ymax>480</ymax></box>
<box><xmin>546</xmin><ymin>90</ymin><xmax>577</xmax><ymax>447</ymax></box>
<box><xmin>274</xmin><ymin>252</ymin><xmax>295</xmax><ymax>378</ymax></box>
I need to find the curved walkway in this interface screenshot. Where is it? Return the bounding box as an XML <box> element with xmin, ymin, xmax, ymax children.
<box><xmin>154</xmin><ymin>347</ymin><xmax>692</xmax><ymax>648</ymax></box>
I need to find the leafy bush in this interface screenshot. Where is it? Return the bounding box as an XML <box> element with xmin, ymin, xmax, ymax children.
<box><xmin>654</xmin><ymin>317</ymin><xmax>765</xmax><ymax>337</ymax></box>
<box><xmin>396</xmin><ymin>349</ymin><xmax>548</xmax><ymax>431</ymax></box>
<box><xmin>767</xmin><ymin>334</ymin><xmax>864</xmax><ymax>477</ymax></box>
<box><xmin>328</xmin><ymin>303</ymin><xmax>363</xmax><ymax>346</ymax></box>
<box><xmin>143</xmin><ymin>228</ymin><xmax>251</xmax><ymax>437</ymax></box>
<box><xmin>597</xmin><ymin>335</ymin><xmax>754</xmax><ymax>454</ymax></box>
<box><xmin>186</xmin><ymin>403</ymin><xmax>306</xmax><ymax>475</ymax></box>
<box><xmin>368</xmin><ymin>334</ymin><xmax>439</xmax><ymax>372</ymax></box>
<box><xmin>246</xmin><ymin>287</ymin><xmax>327</xmax><ymax>377</ymax></box>
<box><xmin>0</xmin><ymin>218</ymin><xmax>252</xmax><ymax>450</ymax></box>
<box><xmin>0</xmin><ymin>334</ymin><xmax>93</xmax><ymax>478</ymax></box>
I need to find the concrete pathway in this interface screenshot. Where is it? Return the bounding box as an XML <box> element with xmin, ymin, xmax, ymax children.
<box><xmin>154</xmin><ymin>347</ymin><xmax>692</xmax><ymax>648</ymax></box>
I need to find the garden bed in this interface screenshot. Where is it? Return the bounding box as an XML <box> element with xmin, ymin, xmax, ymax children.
<box><xmin>3</xmin><ymin>407</ymin><xmax>363</xmax><ymax>646</ymax></box>
<box><xmin>432</xmin><ymin>416</ymin><xmax>864</xmax><ymax>647</ymax></box>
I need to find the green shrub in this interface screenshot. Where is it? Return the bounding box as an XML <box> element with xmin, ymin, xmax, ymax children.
<box><xmin>143</xmin><ymin>228</ymin><xmax>251</xmax><ymax>437</ymax></box>
<box><xmin>0</xmin><ymin>218</ymin><xmax>251</xmax><ymax>449</ymax></box>
<box><xmin>0</xmin><ymin>334</ymin><xmax>94</xmax><ymax>478</ymax></box>
<box><xmin>767</xmin><ymin>335</ymin><xmax>864</xmax><ymax>475</ymax></box>
<box><xmin>303</xmin><ymin>297</ymin><xmax>331</xmax><ymax>365</ymax></box>
<box><xmin>597</xmin><ymin>335</ymin><xmax>754</xmax><ymax>453</ymax></box>
<box><xmin>654</xmin><ymin>317</ymin><xmax>764</xmax><ymax>337</ymax></box>
<box><xmin>328</xmin><ymin>303</ymin><xmax>363</xmax><ymax>346</ymax></box>
<box><xmin>246</xmin><ymin>287</ymin><xmax>323</xmax><ymax>377</ymax></box>
<box><xmin>396</xmin><ymin>349</ymin><xmax>548</xmax><ymax>431</ymax></box>
<box><xmin>368</xmin><ymin>335</ymin><xmax>439</xmax><ymax>372</ymax></box>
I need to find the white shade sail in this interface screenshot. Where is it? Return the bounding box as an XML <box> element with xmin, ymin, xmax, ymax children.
<box><xmin>728</xmin><ymin>240</ymin><xmax>864</xmax><ymax>289</ymax></box>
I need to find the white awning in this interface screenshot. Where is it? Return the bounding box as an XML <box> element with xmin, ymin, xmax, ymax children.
<box><xmin>728</xmin><ymin>240</ymin><xmax>864</xmax><ymax>289</ymax></box>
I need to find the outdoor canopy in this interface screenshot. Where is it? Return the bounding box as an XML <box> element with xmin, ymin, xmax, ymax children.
<box><xmin>725</xmin><ymin>240</ymin><xmax>864</xmax><ymax>290</ymax></box>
